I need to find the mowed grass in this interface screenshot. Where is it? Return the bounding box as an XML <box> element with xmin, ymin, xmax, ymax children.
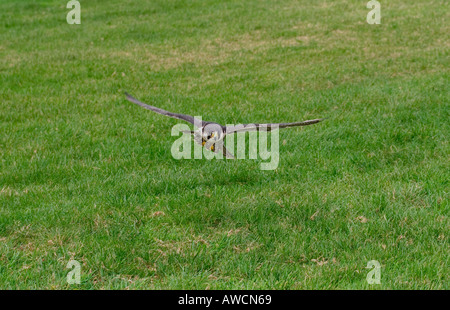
<box><xmin>0</xmin><ymin>0</ymin><xmax>448</xmax><ymax>289</ymax></box>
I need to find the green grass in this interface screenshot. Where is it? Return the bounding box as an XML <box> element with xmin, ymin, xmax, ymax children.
<box><xmin>0</xmin><ymin>0</ymin><xmax>448</xmax><ymax>289</ymax></box>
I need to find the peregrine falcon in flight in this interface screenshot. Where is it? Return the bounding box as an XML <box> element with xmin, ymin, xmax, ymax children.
<box><xmin>125</xmin><ymin>93</ymin><xmax>324</xmax><ymax>159</ymax></box>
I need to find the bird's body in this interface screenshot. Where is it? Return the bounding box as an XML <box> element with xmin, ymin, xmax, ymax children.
<box><xmin>125</xmin><ymin>93</ymin><xmax>325</xmax><ymax>159</ymax></box>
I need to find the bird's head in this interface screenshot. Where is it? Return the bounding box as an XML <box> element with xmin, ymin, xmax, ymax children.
<box><xmin>202</xmin><ymin>124</ymin><xmax>223</xmax><ymax>142</ymax></box>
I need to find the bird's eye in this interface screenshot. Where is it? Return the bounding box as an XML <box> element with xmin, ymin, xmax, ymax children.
<box><xmin>207</xmin><ymin>135</ymin><xmax>211</xmax><ymax>139</ymax></box>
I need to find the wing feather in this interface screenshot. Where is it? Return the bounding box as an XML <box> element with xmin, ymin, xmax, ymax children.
<box><xmin>125</xmin><ymin>92</ymin><xmax>208</xmax><ymax>126</ymax></box>
<box><xmin>225</xmin><ymin>119</ymin><xmax>325</xmax><ymax>134</ymax></box>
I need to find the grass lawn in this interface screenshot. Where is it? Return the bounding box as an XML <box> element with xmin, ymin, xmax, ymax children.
<box><xmin>0</xmin><ymin>0</ymin><xmax>448</xmax><ymax>289</ymax></box>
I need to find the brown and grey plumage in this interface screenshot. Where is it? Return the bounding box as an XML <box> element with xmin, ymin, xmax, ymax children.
<box><xmin>125</xmin><ymin>93</ymin><xmax>325</xmax><ymax>159</ymax></box>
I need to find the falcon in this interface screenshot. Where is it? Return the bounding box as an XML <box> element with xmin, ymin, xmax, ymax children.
<box><xmin>125</xmin><ymin>93</ymin><xmax>325</xmax><ymax>159</ymax></box>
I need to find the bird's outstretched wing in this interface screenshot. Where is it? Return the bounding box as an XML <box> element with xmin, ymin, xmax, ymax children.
<box><xmin>225</xmin><ymin>119</ymin><xmax>325</xmax><ymax>134</ymax></box>
<box><xmin>125</xmin><ymin>92</ymin><xmax>209</xmax><ymax>127</ymax></box>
